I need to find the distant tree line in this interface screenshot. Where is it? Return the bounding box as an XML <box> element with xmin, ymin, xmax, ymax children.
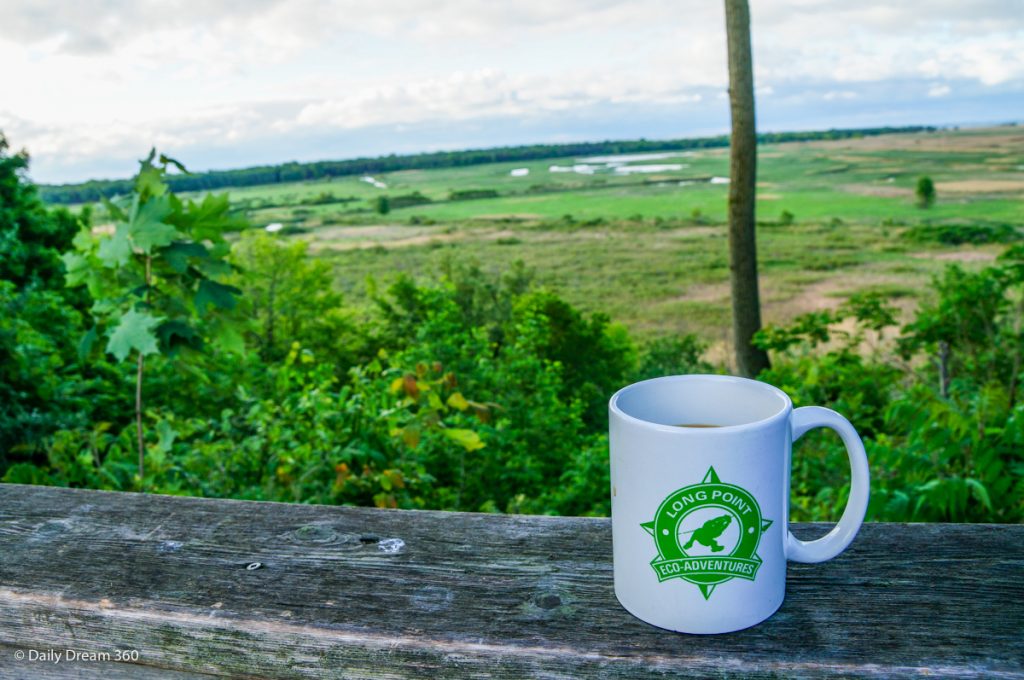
<box><xmin>39</xmin><ymin>125</ymin><xmax>935</xmax><ymax>205</ymax></box>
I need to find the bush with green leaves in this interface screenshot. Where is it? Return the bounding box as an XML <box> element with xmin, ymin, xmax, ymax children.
<box><xmin>633</xmin><ymin>334</ymin><xmax>712</xmax><ymax>382</ymax></box>
<box><xmin>23</xmin><ymin>346</ymin><xmax>487</xmax><ymax>508</ymax></box>
<box><xmin>0</xmin><ymin>133</ymin><xmax>105</xmax><ymax>469</ymax></box>
<box><xmin>61</xmin><ymin>150</ymin><xmax>248</xmax><ymax>484</ymax></box>
<box><xmin>902</xmin><ymin>223</ymin><xmax>1020</xmax><ymax>246</ymax></box>
<box><xmin>0</xmin><ymin>134</ymin><xmax>86</xmax><ymax>293</ymax></box>
<box><xmin>366</xmin><ymin>267</ymin><xmax>613</xmax><ymax>513</ymax></box>
<box><xmin>916</xmin><ymin>176</ymin><xmax>936</xmax><ymax>208</ymax></box>
<box><xmin>755</xmin><ymin>266</ymin><xmax>1024</xmax><ymax>523</ymax></box>
<box><xmin>0</xmin><ymin>282</ymin><xmax>116</xmax><ymax>470</ymax></box>
<box><xmin>229</xmin><ymin>232</ymin><xmax>361</xmax><ymax>365</ymax></box>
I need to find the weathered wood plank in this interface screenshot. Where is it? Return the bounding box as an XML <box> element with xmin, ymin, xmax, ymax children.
<box><xmin>0</xmin><ymin>484</ymin><xmax>1021</xmax><ymax>679</ymax></box>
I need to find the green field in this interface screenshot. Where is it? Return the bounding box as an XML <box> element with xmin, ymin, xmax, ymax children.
<box><xmin>198</xmin><ymin>126</ymin><xmax>1024</xmax><ymax>352</ymax></box>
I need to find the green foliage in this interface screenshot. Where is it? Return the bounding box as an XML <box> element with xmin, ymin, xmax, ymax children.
<box><xmin>0</xmin><ymin>136</ymin><xmax>116</xmax><ymax>470</ymax></box>
<box><xmin>902</xmin><ymin>223</ymin><xmax>1020</xmax><ymax>246</ymax></box>
<box><xmin>512</xmin><ymin>290</ymin><xmax>636</xmax><ymax>427</ymax></box>
<box><xmin>449</xmin><ymin>189</ymin><xmax>500</xmax><ymax>201</ymax></box>
<box><xmin>30</xmin><ymin>347</ymin><xmax>487</xmax><ymax>508</ymax></box>
<box><xmin>0</xmin><ymin>282</ymin><xmax>115</xmax><ymax>468</ymax></box>
<box><xmin>0</xmin><ymin>133</ymin><xmax>86</xmax><ymax>291</ymax></box>
<box><xmin>65</xmin><ymin>150</ymin><xmax>247</xmax><ymax>364</ymax></box>
<box><xmin>756</xmin><ymin>274</ymin><xmax>1024</xmax><ymax>523</ymax></box>
<box><xmin>106</xmin><ymin>308</ymin><xmax>163</xmax><ymax>361</ymax></box>
<box><xmin>899</xmin><ymin>265</ymin><xmax>1012</xmax><ymax>382</ymax></box>
<box><xmin>373</xmin><ymin>196</ymin><xmax>390</xmax><ymax>215</ymax></box>
<box><xmin>916</xmin><ymin>176</ymin><xmax>936</xmax><ymax>208</ymax></box>
<box><xmin>8</xmin><ymin>215</ymin><xmax>1024</xmax><ymax>522</ymax></box>
<box><xmin>61</xmin><ymin>150</ymin><xmax>249</xmax><ymax>482</ymax></box>
<box><xmin>4</xmin><ymin>141</ymin><xmax>1022</xmax><ymax>526</ymax></box>
<box><xmin>634</xmin><ymin>335</ymin><xmax>712</xmax><ymax>381</ymax></box>
<box><xmin>388</xmin><ymin>192</ymin><xmax>432</xmax><ymax>209</ymax></box>
<box><xmin>228</xmin><ymin>233</ymin><xmax>359</xmax><ymax>364</ymax></box>
<box><xmin>373</xmin><ymin>259</ymin><xmax>633</xmax><ymax>429</ymax></box>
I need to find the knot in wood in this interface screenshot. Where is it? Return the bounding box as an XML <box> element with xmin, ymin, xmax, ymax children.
<box><xmin>292</xmin><ymin>524</ymin><xmax>339</xmax><ymax>544</ymax></box>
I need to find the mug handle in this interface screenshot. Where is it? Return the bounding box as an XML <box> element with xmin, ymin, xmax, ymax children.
<box><xmin>786</xmin><ymin>406</ymin><xmax>870</xmax><ymax>563</ymax></box>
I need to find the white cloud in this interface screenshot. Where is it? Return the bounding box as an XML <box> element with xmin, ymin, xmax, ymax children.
<box><xmin>284</xmin><ymin>68</ymin><xmax>705</xmax><ymax>132</ymax></box>
<box><xmin>0</xmin><ymin>0</ymin><xmax>1021</xmax><ymax>182</ymax></box>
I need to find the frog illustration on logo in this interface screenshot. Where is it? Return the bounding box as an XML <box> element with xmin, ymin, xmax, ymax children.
<box><xmin>641</xmin><ymin>467</ymin><xmax>773</xmax><ymax>600</ymax></box>
<box><xmin>682</xmin><ymin>514</ymin><xmax>732</xmax><ymax>552</ymax></box>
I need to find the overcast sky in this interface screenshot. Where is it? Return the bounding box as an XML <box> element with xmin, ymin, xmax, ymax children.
<box><xmin>2</xmin><ymin>0</ymin><xmax>1022</xmax><ymax>184</ymax></box>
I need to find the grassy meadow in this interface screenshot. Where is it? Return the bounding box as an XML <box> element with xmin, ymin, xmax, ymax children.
<box><xmin>207</xmin><ymin>126</ymin><xmax>1023</xmax><ymax>360</ymax></box>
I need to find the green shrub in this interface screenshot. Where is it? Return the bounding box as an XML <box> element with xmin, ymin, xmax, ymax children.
<box><xmin>633</xmin><ymin>335</ymin><xmax>711</xmax><ymax>381</ymax></box>
<box><xmin>916</xmin><ymin>176</ymin><xmax>936</xmax><ymax>208</ymax></box>
<box><xmin>755</xmin><ymin>273</ymin><xmax>1024</xmax><ymax>523</ymax></box>
<box><xmin>902</xmin><ymin>223</ymin><xmax>1021</xmax><ymax>246</ymax></box>
<box><xmin>448</xmin><ymin>189</ymin><xmax>499</xmax><ymax>201</ymax></box>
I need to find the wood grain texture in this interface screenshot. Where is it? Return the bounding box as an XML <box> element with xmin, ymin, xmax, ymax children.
<box><xmin>0</xmin><ymin>484</ymin><xmax>1021</xmax><ymax>679</ymax></box>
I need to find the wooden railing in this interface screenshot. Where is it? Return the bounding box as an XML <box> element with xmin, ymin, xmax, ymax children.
<box><xmin>0</xmin><ymin>484</ymin><xmax>1021</xmax><ymax>678</ymax></box>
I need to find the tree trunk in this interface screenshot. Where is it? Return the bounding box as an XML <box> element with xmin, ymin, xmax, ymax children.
<box><xmin>724</xmin><ymin>0</ymin><xmax>770</xmax><ymax>377</ymax></box>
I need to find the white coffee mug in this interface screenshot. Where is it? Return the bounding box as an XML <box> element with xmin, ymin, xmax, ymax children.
<box><xmin>608</xmin><ymin>374</ymin><xmax>869</xmax><ymax>634</ymax></box>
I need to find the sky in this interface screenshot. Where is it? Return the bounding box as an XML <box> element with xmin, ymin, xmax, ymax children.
<box><xmin>1</xmin><ymin>0</ymin><xmax>1022</xmax><ymax>184</ymax></box>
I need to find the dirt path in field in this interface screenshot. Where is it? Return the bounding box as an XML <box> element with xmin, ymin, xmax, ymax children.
<box><xmin>840</xmin><ymin>184</ymin><xmax>912</xmax><ymax>198</ymax></box>
<box><xmin>680</xmin><ymin>266</ymin><xmax>923</xmax><ymax>327</ymax></box>
<box><xmin>910</xmin><ymin>249</ymin><xmax>998</xmax><ymax>262</ymax></box>
<box><xmin>304</xmin><ymin>224</ymin><xmax>519</xmax><ymax>252</ymax></box>
<box><xmin>935</xmin><ymin>179</ymin><xmax>1024</xmax><ymax>194</ymax></box>
<box><xmin>697</xmin><ymin>272</ymin><xmax>918</xmax><ymax>371</ymax></box>
<box><xmin>303</xmin><ymin>222</ymin><xmax>668</xmax><ymax>252</ymax></box>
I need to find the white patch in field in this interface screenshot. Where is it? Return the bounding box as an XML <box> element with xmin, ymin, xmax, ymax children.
<box><xmin>360</xmin><ymin>176</ymin><xmax>387</xmax><ymax>189</ymax></box>
<box><xmin>549</xmin><ymin>164</ymin><xmax>598</xmax><ymax>175</ymax></box>
<box><xmin>577</xmin><ymin>152</ymin><xmax>679</xmax><ymax>163</ymax></box>
<box><xmin>550</xmin><ymin>157</ymin><xmax>691</xmax><ymax>176</ymax></box>
<box><xmin>710</xmin><ymin>176</ymin><xmax>730</xmax><ymax>184</ymax></box>
<box><xmin>265</xmin><ymin>223</ymin><xmax>283</xmax><ymax>232</ymax></box>
<box><xmin>510</xmin><ymin>168</ymin><xmax>529</xmax><ymax>177</ymax></box>
<box><xmin>614</xmin><ymin>163</ymin><xmax>686</xmax><ymax>174</ymax></box>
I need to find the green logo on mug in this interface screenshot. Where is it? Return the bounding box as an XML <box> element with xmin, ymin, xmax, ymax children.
<box><xmin>641</xmin><ymin>466</ymin><xmax>773</xmax><ymax>600</ymax></box>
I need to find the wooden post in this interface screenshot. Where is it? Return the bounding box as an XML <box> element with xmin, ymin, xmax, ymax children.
<box><xmin>725</xmin><ymin>0</ymin><xmax>770</xmax><ymax>377</ymax></box>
